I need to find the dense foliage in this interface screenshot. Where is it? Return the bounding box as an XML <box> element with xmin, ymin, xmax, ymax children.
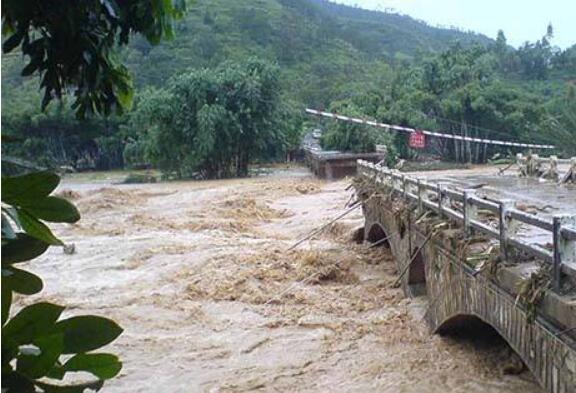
<box><xmin>2</xmin><ymin>0</ymin><xmax>186</xmax><ymax>117</ymax></box>
<box><xmin>0</xmin><ymin>0</ymin><xmax>495</xmax><ymax>170</ymax></box>
<box><xmin>320</xmin><ymin>100</ymin><xmax>394</xmax><ymax>154</ymax></box>
<box><xmin>320</xmin><ymin>27</ymin><xmax>576</xmax><ymax>160</ymax></box>
<box><xmin>127</xmin><ymin>59</ymin><xmax>287</xmax><ymax>178</ymax></box>
<box><xmin>1</xmin><ymin>170</ymin><xmax>123</xmax><ymax>392</ymax></box>
<box><xmin>1</xmin><ymin>102</ymin><xmax>124</xmax><ymax>171</ymax></box>
<box><xmin>2</xmin><ymin>0</ymin><xmax>576</xmax><ymax>168</ymax></box>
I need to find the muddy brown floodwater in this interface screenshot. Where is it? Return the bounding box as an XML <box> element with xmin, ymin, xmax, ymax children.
<box><xmin>20</xmin><ymin>168</ymin><xmax>544</xmax><ymax>392</ymax></box>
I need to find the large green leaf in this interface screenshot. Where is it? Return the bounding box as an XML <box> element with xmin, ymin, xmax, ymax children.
<box><xmin>2</xmin><ymin>233</ymin><xmax>50</xmax><ymax>264</ymax></box>
<box><xmin>16</xmin><ymin>333</ymin><xmax>64</xmax><ymax>379</ymax></box>
<box><xmin>1</xmin><ymin>172</ymin><xmax>60</xmax><ymax>205</ymax></box>
<box><xmin>45</xmin><ymin>361</ymin><xmax>65</xmax><ymax>380</ymax></box>
<box><xmin>1</xmin><ymin>371</ymin><xmax>36</xmax><ymax>393</ymax></box>
<box><xmin>2</xmin><ymin>29</ymin><xmax>25</xmax><ymax>53</ymax></box>
<box><xmin>3</xmin><ymin>266</ymin><xmax>43</xmax><ymax>295</ymax></box>
<box><xmin>3</xmin><ymin>303</ymin><xmax>65</xmax><ymax>344</ymax></box>
<box><xmin>56</xmin><ymin>316</ymin><xmax>123</xmax><ymax>354</ymax></box>
<box><xmin>64</xmin><ymin>353</ymin><xmax>122</xmax><ymax>380</ymax></box>
<box><xmin>17</xmin><ymin>210</ymin><xmax>63</xmax><ymax>246</ymax></box>
<box><xmin>2</xmin><ymin>337</ymin><xmax>19</xmax><ymax>367</ymax></box>
<box><xmin>20</xmin><ymin>197</ymin><xmax>80</xmax><ymax>223</ymax></box>
<box><xmin>117</xmin><ymin>81</ymin><xmax>134</xmax><ymax>112</ymax></box>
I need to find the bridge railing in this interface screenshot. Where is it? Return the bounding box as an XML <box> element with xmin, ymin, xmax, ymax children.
<box><xmin>357</xmin><ymin>160</ymin><xmax>576</xmax><ymax>291</ymax></box>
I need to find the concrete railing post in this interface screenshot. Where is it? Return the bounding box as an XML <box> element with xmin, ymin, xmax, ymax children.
<box><xmin>437</xmin><ymin>183</ymin><xmax>447</xmax><ymax>216</ymax></box>
<box><xmin>401</xmin><ymin>175</ymin><xmax>407</xmax><ymax>198</ymax></box>
<box><xmin>382</xmin><ymin>172</ymin><xmax>387</xmax><ymax>188</ymax></box>
<box><xmin>552</xmin><ymin>215</ymin><xmax>576</xmax><ymax>292</ymax></box>
<box><xmin>417</xmin><ymin>179</ymin><xmax>424</xmax><ymax>213</ymax></box>
<box><xmin>463</xmin><ymin>190</ymin><xmax>477</xmax><ymax>236</ymax></box>
<box><xmin>499</xmin><ymin>200</ymin><xmax>516</xmax><ymax>261</ymax></box>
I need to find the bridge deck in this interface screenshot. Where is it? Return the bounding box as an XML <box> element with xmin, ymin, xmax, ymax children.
<box><xmin>409</xmin><ymin>165</ymin><xmax>575</xmax><ymax>215</ymax></box>
<box><xmin>406</xmin><ymin>165</ymin><xmax>576</xmax><ymax>274</ymax></box>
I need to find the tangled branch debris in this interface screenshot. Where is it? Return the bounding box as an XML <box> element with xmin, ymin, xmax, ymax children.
<box><xmin>515</xmin><ymin>265</ymin><xmax>552</xmax><ymax>323</ymax></box>
<box><xmin>560</xmin><ymin>159</ymin><xmax>576</xmax><ymax>184</ymax></box>
<box><xmin>186</xmin><ymin>247</ymin><xmax>360</xmax><ymax>305</ymax></box>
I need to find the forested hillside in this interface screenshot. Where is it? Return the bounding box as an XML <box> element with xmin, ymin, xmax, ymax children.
<box><xmin>2</xmin><ymin>0</ymin><xmax>575</xmax><ymax>175</ymax></box>
<box><xmin>119</xmin><ymin>0</ymin><xmax>494</xmax><ymax>105</ymax></box>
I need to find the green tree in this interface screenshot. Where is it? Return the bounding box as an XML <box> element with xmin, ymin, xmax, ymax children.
<box><xmin>2</xmin><ymin>0</ymin><xmax>186</xmax><ymax>117</ymax></box>
<box><xmin>517</xmin><ymin>26</ymin><xmax>555</xmax><ymax>80</ymax></box>
<box><xmin>320</xmin><ymin>100</ymin><xmax>395</xmax><ymax>154</ymax></box>
<box><xmin>542</xmin><ymin>84</ymin><xmax>576</xmax><ymax>156</ymax></box>
<box><xmin>130</xmin><ymin>59</ymin><xmax>284</xmax><ymax>178</ymax></box>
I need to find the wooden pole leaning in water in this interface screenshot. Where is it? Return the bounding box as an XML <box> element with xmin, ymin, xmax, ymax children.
<box><xmin>286</xmin><ymin>203</ymin><xmax>362</xmax><ymax>251</ymax></box>
<box><xmin>392</xmin><ymin>231</ymin><xmax>435</xmax><ymax>287</ymax></box>
<box><xmin>498</xmin><ymin>161</ymin><xmax>516</xmax><ymax>175</ymax></box>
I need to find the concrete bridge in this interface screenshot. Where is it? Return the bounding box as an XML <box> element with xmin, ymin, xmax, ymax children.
<box><xmin>355</xmin><ymin>160</ymin><xmax>576</xmax><ymax>393</ymax></box>
<box><xmin>301</xmin><ymin>129</ymin><xmax>385</xmax><ymax>179</ymax></box>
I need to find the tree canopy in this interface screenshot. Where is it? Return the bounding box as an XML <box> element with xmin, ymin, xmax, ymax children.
<box><xmin>2</xmin><ymin>2</ymin><xmax>188</xmax><ymax>392</ymax></box>
<box><xmin>2</xmin><ymin>0</ymin><xmax>575</xmax><ymax>169</ymax></box>
<box><xmin>320</xmin><ymin>100</ymin><xmax>394</xmax><ymax>154</ymax></box>
<box><xmin>129</xmin><ymin>59</ymin><xmax>287</xmax><ymax>178</ymax></box>
<box><xmin>1</xmin><ymin>0</ymin><xmax>186</xmax><ymax>117</ymax></box>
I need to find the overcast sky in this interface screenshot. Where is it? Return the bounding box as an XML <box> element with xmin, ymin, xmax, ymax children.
<box><xmin>333</xmin><ymin>0</ymin><xmax>575</xmax><ymax>49</ymax></box>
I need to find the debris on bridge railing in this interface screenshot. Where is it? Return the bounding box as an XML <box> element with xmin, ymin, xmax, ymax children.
<box><xmin>559</xmin><ymin>157</ymin><xmax>576</xmax><ymax>184</ymax></box>
<box><xmin>541</xmin><ymin>156</ymin><xmax>560</xmax><ymax>181</ymax></box>
<box><xmin>516</xmin><ymin>153</ymin><xmax>576</xmax><ymax>183</ymax></box>
<box><xmin>356</xmin><ymin>159</ymin><xmax>576</xmax><ymax>292</ymax></box>
<box><xmin>517</xmin><ymin>153</ymin><xmax>543</xmax><ymax>177</ymax></box>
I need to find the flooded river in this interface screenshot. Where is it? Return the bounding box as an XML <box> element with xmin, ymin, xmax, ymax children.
<box><xmin>20</xmin><ymin>167</ymin><xmax>543</xmax><ymax>392</ymax></box>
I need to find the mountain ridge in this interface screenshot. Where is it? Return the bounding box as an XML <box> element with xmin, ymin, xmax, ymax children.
<box><xmin>120</xmin><ymin>0</ymin><xmax>495</xmax><ymax>106</ymax></box>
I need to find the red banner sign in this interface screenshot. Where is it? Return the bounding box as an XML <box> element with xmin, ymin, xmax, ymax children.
<box><xmin>409</xmin><ymin>130</ymin><xmax>426</xmax><ymax>149</ymax></box>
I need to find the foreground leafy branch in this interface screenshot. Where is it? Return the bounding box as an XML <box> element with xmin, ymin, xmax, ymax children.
<box><xmin>2</xmin><ymin>170</ymin><xmax>123</xmax><ymax>392</ymax></box>
<box><xmin>1</xmin><ymin>0</ymin><xmax>187</xmax><ymax>118</ymax></box>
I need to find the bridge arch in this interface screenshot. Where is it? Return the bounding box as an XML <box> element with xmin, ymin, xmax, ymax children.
<box><xmin>434</xmin><ymin>313</ymin><xmax>535</xmax><ymax>378</ymax></box>
<box><xmin>365</xmin><ymin>223</ymin><xmax>390</xmax><ymax>248</ymax></box>
<box><xmin>407</xmin><ymin>247</ymin><xmax>427</xmax><ymax>297</ymax></box>
<box><xmin>436</xmin><ymin>313</ymin><xmax>504</xmax><ymax>338</ymax></box>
